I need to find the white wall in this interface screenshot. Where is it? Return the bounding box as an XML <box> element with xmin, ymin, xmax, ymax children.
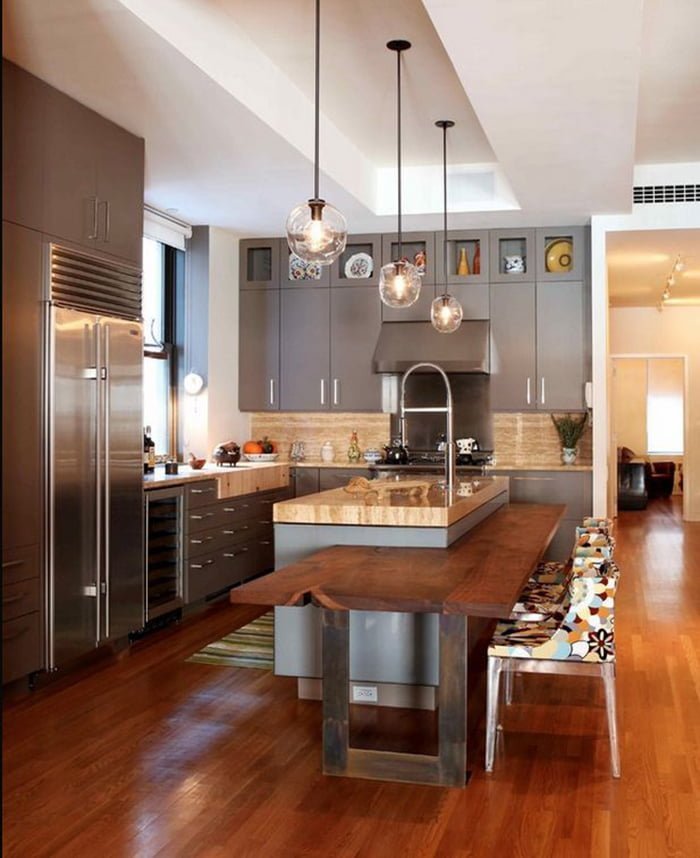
<box><xmin>206</xmin><ymin>227</ymin><xmax>250</xmax><ymax>454</ymax></box>
<box><xmin>610</xmin><ymin>307</ymin><xmax>700</xmax><ymax>519</ymax></box>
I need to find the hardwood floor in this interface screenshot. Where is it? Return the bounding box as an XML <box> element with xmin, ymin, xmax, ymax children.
<box><xmin>3</xmin><ymin>497</ymin><xmax>699</xmax><ymax>857</ymax></box>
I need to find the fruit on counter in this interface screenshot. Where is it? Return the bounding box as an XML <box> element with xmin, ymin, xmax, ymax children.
<box><xmin>259</xmin><ymin>436</ymin><xmax>275</xmax><ymax>454</ymax></box>
<box><xmin>243</xmin><ymin>440</ymin><xmax>263</xmax><ymax>454</ymax></box>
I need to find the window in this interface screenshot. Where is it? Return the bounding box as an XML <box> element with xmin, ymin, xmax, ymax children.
<box><xmin>647</xmin><ymin>358</ymin><xmax>684</xmax><ymax>455</ymax></box>
<box><xmin>143</xmin><ymin>237</ymin><xmax>184</xmax><ymax>458</ymax></box>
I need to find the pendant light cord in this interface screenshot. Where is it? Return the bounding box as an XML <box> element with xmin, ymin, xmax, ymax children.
<box><xmin>442</xmin><ymin>123</ymin><xmax>448</xmax><ymax>289</ymax></box>
<box><xmin>313</xmin><ymin>0</ymin><xmax>320</xmax><ymax>201</ymax></box>
<box><xmin>396</xmin><ymin>45</ymin><xmax>402</xmax><ymax>259</ymax></box>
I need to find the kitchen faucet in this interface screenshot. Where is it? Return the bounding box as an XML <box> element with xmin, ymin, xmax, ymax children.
<box><xmin>399</xmin><ymin>362</ymin><xmax>456</xmax><ymax>495</ymax></box>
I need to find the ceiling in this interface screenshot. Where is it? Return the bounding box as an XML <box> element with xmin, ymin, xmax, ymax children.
<box><xmin>2</xmin><ymin>0</ymin><xmax>700</xmax><ymax>235</ymax></box>
<box><xmin>608</xmin><ymin>229</ymin><xmax>700</xmax><ymax>307</ymax></box>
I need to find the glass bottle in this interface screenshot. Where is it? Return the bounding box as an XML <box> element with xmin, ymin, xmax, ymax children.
<box><xmin>473</xmin><ymin>242</ymin><xmax>481</xmax><ymax>275</ymax></box>
<box><xmin>456</xmin><ymin>246</ymin><xmax>469</xmax><ymax>276</ymax></box>
<box><xmin>348</xmin><ymin>430</ymin><xmax>361</xmax><ymax>463</ymax></box>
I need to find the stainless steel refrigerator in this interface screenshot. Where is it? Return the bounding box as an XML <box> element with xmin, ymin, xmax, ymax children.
<box><xmin>45</xmin><ymin>244</ymin><xmax>144</xmax><ymax>669</ymax></box>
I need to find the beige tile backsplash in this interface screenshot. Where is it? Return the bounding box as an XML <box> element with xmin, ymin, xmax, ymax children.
<box><xmin>250</xmin><ymin>410</ymin><xmax>591</xmax><ymax>468</ymax></box>
<box><xmin>493</xmin><ymin>412</ymin><xmax>592</xmax><ymax>467</ymax></box>
<box><xmin>250</xmin><ymin>413</ymin><xmax>391</xmax><ymax>462</ymax></box>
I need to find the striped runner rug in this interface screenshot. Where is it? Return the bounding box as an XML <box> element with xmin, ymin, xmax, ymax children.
<box><xmin>186</xmin><ymin>611</ymin><xmax>274</xmax><ymax>669</ymax></box>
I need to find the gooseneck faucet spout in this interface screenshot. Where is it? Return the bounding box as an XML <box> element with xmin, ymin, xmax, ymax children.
<box><xmin>399</xmin><ymin>362</ymin><xmax>456</xmax><ymax>495</ymax></box>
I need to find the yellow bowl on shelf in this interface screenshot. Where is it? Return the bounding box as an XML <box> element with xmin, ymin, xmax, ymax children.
<box><xmin>545</xmin><ymin>239</ymin><xmax>573</xmax><ymax>273</ymax></box>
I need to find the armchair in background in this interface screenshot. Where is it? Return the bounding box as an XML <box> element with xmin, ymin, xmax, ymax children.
<box><xmin>644</xmin><ymin>461</ymin><xmax>676</xmax><ymax>498</ymax></box>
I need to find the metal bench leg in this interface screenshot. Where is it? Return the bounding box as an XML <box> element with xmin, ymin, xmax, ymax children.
<box><xmin>485</xmin><ymin>655</ymin><xmax>502</xmax><ymax>772</ymax></box>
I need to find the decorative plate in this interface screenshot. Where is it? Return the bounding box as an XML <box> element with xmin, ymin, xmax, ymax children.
<box><xmin>344</xmin><ymin>252</ymin><xmax>373</xmax><ymax>279</ymax></box>
<box><xmin>289</xmin><ymin>253</ymin><xmax>322</xmax><ymax>281</ymax></box>
<box><xmin>244</xmin><ymin>452</ymin><xmax>279</xmax><ymax>462</ymax></box>
<box><xmin>545</xmin><ymin>239</ymin><xmax>573</xmax><ymax>273</ymax></box>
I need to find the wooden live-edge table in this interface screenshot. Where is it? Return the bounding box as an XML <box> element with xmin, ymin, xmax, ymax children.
<box><xmin>231</xmin><ymin>503</ymin><xmax>564</xmax><ymax>788</ymax></box>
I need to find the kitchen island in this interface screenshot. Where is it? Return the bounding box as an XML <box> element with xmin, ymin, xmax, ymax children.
<box><xmin>257</xmin><ymin>475</ymin><xmax>509</xmax><ymax>709</ymax></box>
<box><xmin>231</xmin><ymin>491</ymin><xmax>564</xmax><ymax>786</ymax></box>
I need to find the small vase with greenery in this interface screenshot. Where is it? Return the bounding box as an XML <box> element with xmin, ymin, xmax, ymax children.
<box><xmin>551</xmin><ymin>412</ymin><xmax>588</xmax><ymax>465</ymax></box>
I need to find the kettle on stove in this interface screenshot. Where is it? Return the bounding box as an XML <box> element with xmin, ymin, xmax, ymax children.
<box><xmin>383</xmin><ymin>437</ymin><xmax>409</xmax><ymax>465</ymax></box>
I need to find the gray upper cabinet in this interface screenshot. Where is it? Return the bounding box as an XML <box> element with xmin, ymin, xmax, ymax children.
<box><xmin>330</xmin><ymin>287</ymin><xmax>382</xmax><ymax>410</ymax></box>
<box><xmin>280</xmin><ymin>242</ymin><xmax>330</xmax><ymax>288</ymax></box>
<box><xmin>490</xmin><ymin>280</ymin><xmax>586</xmax><ymax>411</ymax></box>
<box><xmin>535</xmin><ymin>226</ymin><xmax>585</xmax><ymax>281</ymax></box>
<box><xmin>489</xmin><ymin>228</ymin><xmax>536</xmax><ymax>283</ymax></box>
<box><xmin>435</xmin><ymin>230</ymin><xmax>489</xmax><ymax>285</ymax></box>
<box><xmin>536</xmin><ymin>281</ymin><xmax>586</xmax><ymax>410</ymax></box>
<box><xmin>276</xmin><ymin>286</ymin><xmax>382</xmax><ymax>412</ymax></box>
<box><xmin>490</xmin><ymin>282</ymin><xmax>537</xmax><ymax>411</ymax></box>
<box><xmin>239</xmin><ymin>289</ymin><xmax>280</xmax><ymax>411</ymax></box>
<box><xmin>2</xmin><ymin>60</ymin><xmax>47</xmax><ymax>232</ymax></box>
<box><xmin>330</xmin><ymin>234</ymin><xmax>381</xmax><ymax>287</ymax></box>
<box><xmin>447</xmin><ymin>284</ymin><xmax>490</xmax><ymax>320</ymax></box>
<box><xmin>381</xmin><ymin>282</ymin><xmax>435</xmax><ymax>322</ymax></box>
<box><xmin>280</xmin><ymin>288</ymin><xmax>331</xmax><ymax>410</ymax></box>
<box><xmin>239</xmin><ymin>239</ymin><xmax>280</xmax><ymax>290</ymax></box>
<box><xmin>3</xmin><ymin>60</ymin><xmax>143</xmax><ymax>267</ymax></box>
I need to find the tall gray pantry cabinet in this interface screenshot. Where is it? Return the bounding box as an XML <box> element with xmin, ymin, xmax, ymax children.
<box><xmin>2</xmin><ymin>59</ymin><xmax>145</xmax><ymax>685</ymax></box>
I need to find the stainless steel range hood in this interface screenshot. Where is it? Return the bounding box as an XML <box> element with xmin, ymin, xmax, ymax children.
<box><xmin>372</xmin><ymin>320</ymin><xmax>490</xmax><ymax>374</ymax></box>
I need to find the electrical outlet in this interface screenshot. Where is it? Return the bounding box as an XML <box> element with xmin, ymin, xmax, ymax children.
<box><xmin>352</xmin><ymin>685</ymin><xmax>378</xmax><ymax>703</ymax></box>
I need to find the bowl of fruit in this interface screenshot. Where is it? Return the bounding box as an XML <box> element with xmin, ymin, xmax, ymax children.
<box><xmin>243</xmin><ymin>437</ymin><xmax>278</xmax><ymax>462</ymax></box>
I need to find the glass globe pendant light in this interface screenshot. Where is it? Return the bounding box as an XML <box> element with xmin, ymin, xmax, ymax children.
<box><xmin>379</xmin><ymin>40</ymin><xmax>421</xmax><ymax>308</ymax></box>
<box><xmin>431</xmin><ymin>120</ymin><xmax>463</xmax><ymax>333</ymax></box>
<box><xmin>285</xmin><ymin>0</ymin><xmax>347</xmax><ymax>265</ymax></box>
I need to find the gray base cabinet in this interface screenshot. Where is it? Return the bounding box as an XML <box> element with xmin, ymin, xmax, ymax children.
<box><xmin>183</xmin><ymin>482</ymin><xmax>291</xmax><ymax>602</ymax></box>
<box><xmin>493</xmin><ymin>470</ymin><xmax>592</xmax><ymax>561</ymax></box>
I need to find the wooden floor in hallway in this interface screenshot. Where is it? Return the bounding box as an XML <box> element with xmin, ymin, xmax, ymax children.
<box><xmin>3</xmin><ymin>497</ymin><xmax>699</xmax><ymax>858</ymax></box>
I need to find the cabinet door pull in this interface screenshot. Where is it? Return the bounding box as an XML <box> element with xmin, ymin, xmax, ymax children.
<box><xmin>223</xmin><ymin>547</ymin><xmax>249</xmax><ymax>558</ymax></box>
<box><xmin>333</xmin><ymin>378</ymin><xmax>340</xmax><ymax>406</ymax></box>
<box><xmin>269</xmin><ymin>378</ymin><xmax>275</xmax><ymax>406</ymax></box>
<box><xmin>541</xmin><ymin>377</ymin><xmax>546</xmax><ymax>405</ymax></box>
<box><xmin>191</xmin><ymin>487</ymin><xmax>216</xmax><ymax>495</ymax></box>
<box><xmin>2</xmin><ymin>559</ymin><xmax>26</xmax><ymax>569</ymax></box>
<box><xmin>88</xmin><ymin>196</ymin><xmax>99</xmax><ymax>239</ymax></box>
<box><xmin>99</xmin><ymin>200</ymin><xmax>111</xmax><ymax>243</ymax></box>
<box><xmin>191</xmin><ymin>560</ymin><xmax>215</xmax><ymax>569</ymax></box>
<box><xmin>3</xmin><ymin>625</ymin><xmax>30</xmax><ymax>642</ymax></box>
<box><xmin>2</xmin><ymin>592</ymin><xmax>27</xmax><ymax>605</ymax></box>
<box><xmin>320</xmin><ymin>378</ymin><xmax>326</xmax><ymax>406</ymax></box>
<box><xmin>526</xmin><ymin>377</ymin><xmax>531</xmax><ymax>406</ymax></box>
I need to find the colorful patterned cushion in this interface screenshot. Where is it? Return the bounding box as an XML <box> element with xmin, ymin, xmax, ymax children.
<box><xmin>490</xmin><ymin>562</ymin><xmax>620</xmax><ymax>662</ymax></box>
<box><xmin>582</xmin><ymin>517</ymin><xmax>613</xmax><ymax>532</ymax></box>
<box><xmin>529</xmin><ymin>560</ymin><xmax>567</xmax><ymax>584</ymax></box>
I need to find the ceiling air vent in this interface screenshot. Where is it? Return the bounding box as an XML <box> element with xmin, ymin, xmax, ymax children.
<box><xmin>633</xmin><ymin>185</ymin><xmax>699</xmax><ymax>204</ymax></box>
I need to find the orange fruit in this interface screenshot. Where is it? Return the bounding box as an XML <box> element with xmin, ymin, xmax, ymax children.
<box><xmin>243</xmin><ymin>441</ymin><xmax>263</xmax><ymax>454</ymax></box>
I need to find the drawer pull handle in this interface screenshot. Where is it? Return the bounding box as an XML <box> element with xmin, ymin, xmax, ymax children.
<box><xmin>2</xmin><ymin>559</ymin><xmax>26</xmax><ymax>569</ymax></box>
<box><xmin>223</xmin><ymin>548</ymin><xmax>249</xmax><ymax>558</ymax></box>
<box><xmin>191</xmin><ymin>487</ymin><xmax>216</xmax><ymax>494</ymax></box>
<box><xmin>260</xmin><ymin>520</ymin><xmax>272</xmax><ymax>525</ymax></box>
<box><xmin>190</xmin><ymin>537</ymin><xmax>213</xmax><ymax>544</ymax></box>
<box><xmin>2</xmin><ymin>592</ymin><xmax>27</xmax><ymax>605</ymax></box>
<box><xmin>190</xmin><ymin>512</ymin><xmax>215</xmax><ymax>520</ymax></box>
<box><xmin>259</xmin><ymin>540</ymin><xmax>272</xmax><ymax>546</ymax></box>
<box><xmin>3</xmin><ymin>625</ymin><xmax>30</xmax><ymax>642</ymax></box>
<box><xmin>223</xmin><ymin>507</ymin><xmax>236</xmax><ymax>512</ymax></box>
<box><xmin>260</xmin><ymin>500</ymin><xmax>274</xmax><ymax>505</ymax></box>
<box><xmin>191</xmin><ymin>560</ymin><xmax>215</xmax><ymax>569</ymax></box>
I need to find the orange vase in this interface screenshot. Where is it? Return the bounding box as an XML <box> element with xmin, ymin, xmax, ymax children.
<box><xmin>456</xmin><ymin>247</ymin><xmax>470</xmax><ymax>276</ymax></box>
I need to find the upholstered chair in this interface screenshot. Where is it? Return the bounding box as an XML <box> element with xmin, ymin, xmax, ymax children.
<box><xmin>487</xmin><ymin>561</ymin><xmax>621</xmax><ymax>777</ymax></box>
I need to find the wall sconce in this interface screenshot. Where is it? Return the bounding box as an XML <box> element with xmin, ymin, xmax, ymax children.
<box><xmin>183</xmin><ymin>371</ymin><xmax>205</xmax><ymax>396</ymax></box>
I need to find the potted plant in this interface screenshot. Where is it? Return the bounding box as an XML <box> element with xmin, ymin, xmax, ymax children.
<box><xmin>551</xmin><ymin>412</ymin><xmax>588</xmax><ymax>465</ymax></box>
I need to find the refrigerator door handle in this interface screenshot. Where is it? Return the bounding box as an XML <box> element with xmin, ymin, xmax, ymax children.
<box><xmin>44</xmin><ymin>304</ymin><xmax>57</xmax><ymax>671</ymax></box>
<box><xmin>94</xmin><ymin>321</ymin><xmax>102</xmax><ymax>646</ymax></box>
<box><xmin>102</xmin><ymin>323</ymin><xmax>111</xmax><ymax>639</ymax></box>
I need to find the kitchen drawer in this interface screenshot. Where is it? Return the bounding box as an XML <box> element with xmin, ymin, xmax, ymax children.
<box><xmin>184</xmin><ymin>480</ymin><xmax>219</xmax><ymax>509</ymax></box>
<box><xmin>2</xmin><ymin>544</ymin><xmax>40</xmax><ymax>586</ymax></box>
<box><xmin>186</xmin><ymin>499</ymin><xmax>257</xmax><ymax>534</ymax></box>
<box><xmin>2</xmin><ymin>611</ymin><xmax>41</xmax><ymax>684</ymax></box>
<box><xmin>186</xmin><ymin>520</ymin><xmax>270</xmax><ymax>559</ymax></box>
<box><xmin>186</xmin><ymin>543</ymin><xmax>258</xmax><ymax>602</ymax></box>
<box><xmin>496</xmin><ymin>471</ymin><xmax>591</xmax><ymax>519</ymax></box>
<box><xmin>3</xmin><ymin>576</ymin><xmax>41</xmax><ymax>622</ymax></box>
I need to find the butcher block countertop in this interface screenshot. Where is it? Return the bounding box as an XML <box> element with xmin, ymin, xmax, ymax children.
<box><xmin>273</xmin><ymin>475</ymin><xmax>509</xmax><ymax>528</ymax></box>
<box><xmin>144</xmin><ymin>462</ymin><xmax>289</xmax><ymax>498</ymax></box>
<box><xmin>233</xmin><ymin>503</ymin><xmax>564</xmax><ymax>617</ymax></box>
